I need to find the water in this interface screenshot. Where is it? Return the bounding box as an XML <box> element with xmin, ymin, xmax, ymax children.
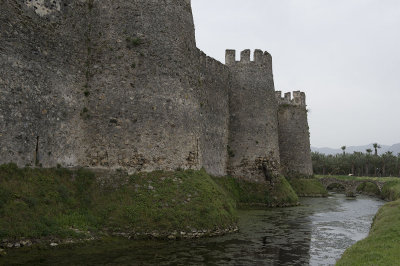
<box><xmin>2</xmin><ymin>193</ymin><xmax>384</xmax><ymax>265</ymax></box>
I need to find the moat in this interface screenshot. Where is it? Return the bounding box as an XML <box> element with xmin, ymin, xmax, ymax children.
<box><xmin>2</xmin><ymin>193</ymin><xmax>384</xmax><ymax>266</ymax></box>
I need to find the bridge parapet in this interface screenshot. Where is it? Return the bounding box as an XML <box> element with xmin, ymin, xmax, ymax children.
<box><xmin>319</xmin><ymin>177</ymin><xmax>386</xmax><ymax>197</ymax></box>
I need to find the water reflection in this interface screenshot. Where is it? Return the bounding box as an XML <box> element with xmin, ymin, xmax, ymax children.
<box><xmin>1</xmin><ymin>193</ymin><xmax>384</xmax><ymax>266</ymax></box>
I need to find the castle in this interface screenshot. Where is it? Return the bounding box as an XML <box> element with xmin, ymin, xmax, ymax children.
<box><xmin>0</xmin><ymin>0</ymin><xmax>312</xmax><ymax>182</ymax></box>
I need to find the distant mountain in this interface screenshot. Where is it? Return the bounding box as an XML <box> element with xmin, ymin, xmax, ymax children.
<box><xmin>311</xmin><ymin>143</ymin><xmax>400</xmax><ymax>155</ymax></box>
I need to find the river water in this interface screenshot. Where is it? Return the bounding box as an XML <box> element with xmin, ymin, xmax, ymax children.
<box><xmin>2</xmin><ymin>193</ymin><xmax>384</xmax><ymax>266</ymax></box>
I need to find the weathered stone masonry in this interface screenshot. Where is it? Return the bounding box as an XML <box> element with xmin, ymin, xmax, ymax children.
<box><xmin>226</xmin><ymin>49</ymin><xmax>281</xmax><ymax>182</ymax></box>
<box><xmin>276</xmin><ymin>91</ymin><xmax>313</xmax><ymax>176</ymax></box>
<box><xmin>0</xmin><ymin>0</ymin><xmax>313</xmax><ymax>181</ymax></box>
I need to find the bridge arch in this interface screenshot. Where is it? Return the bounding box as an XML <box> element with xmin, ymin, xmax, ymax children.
<box><xmin>326</xmin><ymin>182</ymin><xmax>346</xmax><ymax>192</ymax></box>
<box><xmin>319</xmin><ymin>177</ymin><xmax>386</xmax><ymax>197</ymax></box>
<box><xmin>355</xmin><ymin>181</ymin><xmax>381</xmax><ymax>195</ymax></box>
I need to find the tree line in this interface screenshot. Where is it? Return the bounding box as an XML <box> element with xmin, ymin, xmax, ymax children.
<box><xmin>312</xmin><ymin>143</ymin><xmax>400</xmax><ymax>177</ymax></box>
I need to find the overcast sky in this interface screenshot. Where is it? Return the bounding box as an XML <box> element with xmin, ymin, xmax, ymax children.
<box><xmin>191</xmin><ymin>0</ymin><xmax>400</xmax><ymax>148</ymax></box>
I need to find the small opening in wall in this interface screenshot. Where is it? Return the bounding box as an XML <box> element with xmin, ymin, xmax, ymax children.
<box><xmin>262</xmin><ymin>164</ymin><xmax>272</xmax><ymax>182</ymax></box>
<box><xmin>35</xmin><ymin>136</ymin><xmax>39</xmax><ymax>166</ymax></box>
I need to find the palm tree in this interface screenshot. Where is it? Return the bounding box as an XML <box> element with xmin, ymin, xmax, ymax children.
<box><xmin>311</xmin><ymin>152</ymin><xmax>327</xmax><ymax>175</ymax></box>
<box><xmin>372</xmin><ymin>155</ymin><xmax>381</xmax><ymax>177</ymax></box>
<box><xmin>341</xmin><ymin>146</ymin><xmax>346</xmax><ymax>155</ymax></box>
<box><xmin>348</xmin><ymin>152</ymin><xmax>356</xmax><ymax>175</ymax></box>
<box><xmin>398</xmin><ymin>153</ymin><xmax>400</xmax><ymax>177</ymax></box>
<box><xmin>381</xmin><ymin>151</ymin><xmax>396</xmax><ymax>177</ymax></box>
<box><xmin>353</xmin><ymin>152</ymin><xmax>364</xmax><ymax>176</ymax></box>
<box><xmin>365</xmin><ymin>149</ymin><xmax>372</xmax><ymax>176</ymax></box>
<box><xmin>373</xmin><ymin>143</ymin><xmax>381</xmax><ymax>156</ymax></box>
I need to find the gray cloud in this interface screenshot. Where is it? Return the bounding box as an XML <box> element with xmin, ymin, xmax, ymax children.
<box><xmin>192</xmin><ymin>0</ymin><xmax>400</xmax><ymax>148</ymax></box>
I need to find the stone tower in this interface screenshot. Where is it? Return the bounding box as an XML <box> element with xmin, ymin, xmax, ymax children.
<box><xmin>276</xmin><ymin>91</ymin><xmax>313</xmax><ymax>176</ymax></box>
<box><xmin>225</xmin><ymin>49</ymin><xmax>281</xmax><ymax>183</ymax></box>
<box><xmin>77</xmin><ymin>0</ymin><xmax>202</xmax><ymax>173</ymax></box>
<box><xmin>0</xmin><ymin>0</ymin><xmax>204</xmax><ymax>173</ymax></box>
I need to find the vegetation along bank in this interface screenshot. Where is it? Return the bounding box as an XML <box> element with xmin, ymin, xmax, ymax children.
<box><xmin>0</xmin><ymin>164</ymin><xmax>300</xmax><ymax>252</ymax></box>
<box><xmin>288</xmin><ymin>178</ymin><xmax>328</xmax><ymax>197</ymax></box>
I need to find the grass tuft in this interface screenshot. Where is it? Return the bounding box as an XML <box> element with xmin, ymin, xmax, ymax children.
<box><xmin>126</xmin><ymin>37</ymin><xmax>142</xmax><ymax>49</ymax></box>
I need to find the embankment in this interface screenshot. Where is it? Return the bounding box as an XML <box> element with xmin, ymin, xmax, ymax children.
<box><xmin>0</xmin><ymin>164</ymin><xmax>237</xmax><ymax>249</ymax></box>
<box><xmin>0</xmin><ymin>164</ymin><xmax>299</xmax><ymax>251</ymax></box>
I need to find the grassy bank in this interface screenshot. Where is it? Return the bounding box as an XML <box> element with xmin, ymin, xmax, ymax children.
<box><xmin>0</xmin><ymin>164</ymin><xmax>237</xmax><ymax>243</ymax></box>
<box><xmin>212</xmin><ymin>175</ymin><xmax>299</xmax><ymax>207</ymax></box>
<box><xmin>288</xmin><ymin>178</ymin><xmax>328</xmax><ymax>197</ymax></box>
<box><xmin>380</xmin><ymin>181</ymin><xmax>400</xmax><ymax>201</ymax></box>
<box><xmin>337</xmin><ymin>180</ymin><xmax>400</xmax><ymax>265</ymax></box>
<box><xmin>337</xmin><ymin>199</ymin><xmax>400</xmax><ymax>265</ymax></box>
<box><xmin>0</xmin><ymin>164</ymin><xmax>301</xmax><ymax>248</ymax></box>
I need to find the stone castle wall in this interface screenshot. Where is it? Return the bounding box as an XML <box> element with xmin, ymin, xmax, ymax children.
<box><xmin>276</xmin><ymin>91</ymin><xmax>313</xmax><ymax>176</ymax></box>
<box><xmin>225</xmin><ymin>50</ymin><xmax>281</xmax><ymax>182</ymax></box>
<box><xmin>195</xmin><ymin>51</ymin><xmax>233</xmax><ymax>176</ymax></box>
<box><xmin>0</xmin><ymin>0</ymin><xmax>312</xmax><ymax>179</ymax></box>
<box><xmin>76</xmin><ymin>0</ymin><xmax>203</xmax><ymax>173</ymax></box>
<box><xmin>0</xmin><ymin>0</ymin><xmax>89</xmax><ymax>168</ymax></box>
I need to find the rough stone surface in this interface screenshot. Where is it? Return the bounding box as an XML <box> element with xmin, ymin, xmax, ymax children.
<box><xmin>276</xmin><ymin>91</ymin><xmax>313</xmax><ymax>176</ymax></box>
<box><xmin>76</xmin><ymin>0</ymin><xmax>202</xmax><ymax>173</ymax></box>
<box><xmin>226</xmin><ymin>49</ymin><xmax>280</xmax><ymax>182</ymax></box>
<box><xmin>0</xmin><ymin>0</ymin><xmax>312</xmax><ymax>180</ymax></box>
<box><xmin>0</xmin><ymin>0</ymin><xmax>89</xmax><ymax>168</ymax></box>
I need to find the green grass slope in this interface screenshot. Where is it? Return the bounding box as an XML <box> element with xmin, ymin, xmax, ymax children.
<box><xmin>288</xmin><ymin>178</ymin><xmax>328</xmax><ymax>197</ymax></box>
<box><xmin>0</xmin><ymin>163</ymin><xmax>301</xmax><ymax>245</ymax></box>
<box><xmin>0</xmin><ymin>164</ymin><xmax>237</xmax><ymax>240</ymax></box>
<box><xmin>212</xmin><ymin>176</ymin><xmax>299</xmax><ymax>207</ymax></box>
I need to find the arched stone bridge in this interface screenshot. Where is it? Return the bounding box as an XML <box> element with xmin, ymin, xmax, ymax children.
<box><xmin>319</xmin><ymin>177</ymin><xmax>386</xmax><ymax>197</ymax></box>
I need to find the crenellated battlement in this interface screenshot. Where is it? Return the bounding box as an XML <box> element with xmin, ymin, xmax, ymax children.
<box><xmin>275</xmin><ymin>91</ymin><xmax>306</xmax><ymax>107</ymax></box>
<box><xmin>225</xmin><ymin>49</ymin><xmax>272</xmax><ymax>66</ymax></box>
